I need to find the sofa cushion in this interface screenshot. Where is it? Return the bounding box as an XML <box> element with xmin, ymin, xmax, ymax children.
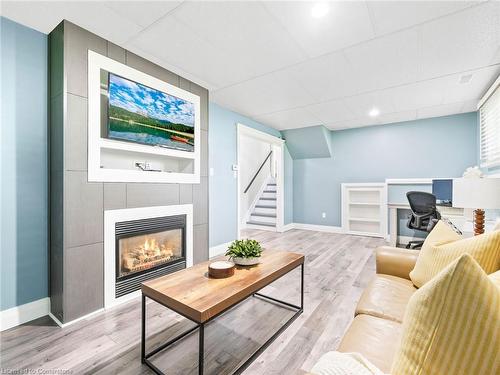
<box><xmin>392</xmin><ymin>254</ymin><xmax>500</xmax><ymax>375</ymax></box>
<box><xmin>356</xmin><ymin>274</ymin><xmax>417</xmax><ymax>323</ymax></box>
<box><xmin>338</xmin><ymin>314</ymin><xmax>402</xmax><ymax>374</ymax></box>
<box><xmin>310</xmin><ymin>351</ymin><xmax>384</xmax><ymax>375</ymax></box>
<box><xmin>410</xmin><ymin>228</ymin><xmax>500</xmax><ymax>287</ymax></box>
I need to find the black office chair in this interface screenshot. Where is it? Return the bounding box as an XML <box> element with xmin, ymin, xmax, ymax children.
<box><xmin>405</xmin><ymin>191</ymin><xmax>441</xmax><ymax>249</ymax></box>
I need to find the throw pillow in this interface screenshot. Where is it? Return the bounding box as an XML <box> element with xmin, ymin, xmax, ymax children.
<box><xmin>410</xmin><ymin>228</ymin><xmax>500</xmax><ymax>287</ymax></box>
<box><xmin>392</xmin><ymin>254</ymin><xmax>500</xmax><ymax>375</ymax></box>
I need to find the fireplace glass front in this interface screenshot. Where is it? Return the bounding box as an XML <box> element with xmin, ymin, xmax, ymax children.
<box><xmin>117</xmin><ymin>228</ymin><xmax>183</xmax><ymax>280</ymax></box>
<box><xmin>114</xmin><ymin>214</ymin><xmax>186</xmax><ymax>293</ymax></box>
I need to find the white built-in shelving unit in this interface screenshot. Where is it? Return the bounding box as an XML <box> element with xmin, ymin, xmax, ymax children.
<box><xmin>341</xmin><ymin>183</ymin><xmax>387</xmax><ymax>238</ymax></box>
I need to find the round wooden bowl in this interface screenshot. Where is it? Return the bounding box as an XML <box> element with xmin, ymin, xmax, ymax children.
<box><xmin>208</xmin><ymin>261</ymin><xmax>235</xmax><ymax>278</ymax></box>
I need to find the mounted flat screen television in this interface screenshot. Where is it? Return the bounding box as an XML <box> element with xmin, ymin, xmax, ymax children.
<box><xmin>106</xmin><ymin>73</ymin><xmax>195</xmax><ymax>152</ymax></box>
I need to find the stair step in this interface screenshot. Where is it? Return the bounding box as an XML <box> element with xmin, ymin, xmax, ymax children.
<box><xmin>246</xmin><ymin>220</ymin><xmax>276</xmax><ymax>227</ymax></box>
<box><xmin>263</xmin><ymin>190</ymin><xmax>276</xmax><ymax>193</ymax></box>
<box><xmin>267</xmin><ymin>183</ymin><xmax>277</xmax><ymax>186</ymax></box>
<box><xmin>255</xmin><ymin>204</ymin><xmax>277</xmax><ymax>209</ymax></box>
<box><xmin>260</xmin><ymin>197</ymin><xmax>276</xmax><ymax>201</ymax></box>
<box><xmin>251</xmin><ymin>212</ymin><xmax>277</xmax><ymax>218</ymax></box>
<box><xmin>254</xmin><ymin>207</ymin><xmax>276</xmax><ymax>215</ymax></box>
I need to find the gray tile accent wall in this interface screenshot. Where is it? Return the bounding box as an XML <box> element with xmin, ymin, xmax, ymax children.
<box><xmin>193</xmin><ymin>177</ymin><xmax>209</xmax><ymax>225</ymax></box>
<box><xmin>107</xmin><ymin>42</ymin><xmax>126</xmax><ymax>63</ymax></box>
<box><xmin>64</xmin><ymin>242</ymin><xmax>104</xmax><ymax>321</ymax></box>
<box><xmin>126</xmin><ymin>183</ymin><xmax>180</xmax><ymax>208</ymax></box>
<box><xmin>48</xmin><ymin>23</ymin><xmax>64</xmax><ymax>320</ymax></box>
<box><xmin>103</xmin><ymin>183</ymin><xmax>126</xmax><ymax>210</ymax></box>
<box><xmin>64</xmin><ymin>22</ymin><xmax>106</xmax><ymax>98</ymax></box>
<box><xmin>193</xmin><ymin>224</ymin><xmax>209</xmax><ymax>264</ymax></box>
<box><xmin>49</xmin><ymin>21</ymin><xmax>209</xmax><ymax>323</ymax></box>
<box><xmin>65</xmin><ymin>94</ymin><xmax>87</xmax><ymax>171</ymax></box>
<box><xmin>65</xmin><ymin>171</ymin><xmax>103</xmax><ymax>248</ymax></box>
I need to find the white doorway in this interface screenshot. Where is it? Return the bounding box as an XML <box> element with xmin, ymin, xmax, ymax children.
<box><xmin>236</xmin><ymin>123</ymin><xmax>285</xmax><ymax>236</ymax></box>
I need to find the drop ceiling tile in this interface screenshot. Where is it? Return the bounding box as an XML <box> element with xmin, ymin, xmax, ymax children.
<box><xmin>263</xmin><ymin>1</ymin><xmax>375</xmax><ymax>58</ymax></box>
<box><xmin>442</xmin><ymin>65</ymin><xmax>500</xmax><ymax>104</ymax></box>
<box><xmin>389</xmin><ymin>78</ymin><xmax>446</xmax><ymax>112</ymax></box>
<box><xmin>461</xmin><ymin>100</ymin><xmax>479</xmax><ymax>113</ymax></box>
<box><xmin>1</xmin><ymin>1</ymin><xmax>143</xmax><ymax>44</ymax></box>
<box><xmin>254</xmin><ymin>107</ymin><xmax>322</xmax><ymax>130</ymax></box>
<box><xmin>211</xmin><ymin>70</ymin><xmax>316</xmax><ymax>117</ymax></box>
<box><xmin>0</xmin><ymin>1</ymin><xmax>65</xmax><ymax>33</ymax></box>
<box><xmin>285</xmin><ymin>51</ymin><xmax>360</xmax><ymax>102</ymax></box>
<box><xmin>306</xmin><ymin>99</ymin><xmax>354</xmax><ymax>124</ymax></box>
<box><xmin>343</xmin><ymin>90</ymin><xmax>397</xmax><ymax>119</ymax></box>
<box><xmin>367</xmin><ymin>1</ymin><xmax>475</xmax><ymax>36</ymax></box>
<box><xmin>376</xmin><ymin>110</ymin><xmax>418</xmax><ymax>125</ymax></box>
<box><xmin>127</xmin><ymin>15</ymin><xmax>255</xmax><ymax>89</ymax></box>
<box><xmin>344</xmin><ymin>28</ymin><xmax>420</xmax><ymax>93</ymax></box>
<box><xmin>123</xmin><ymin>44</ymin><xmax>216</xmax><ymax>90</ymax></box>
<box><xmin>103</xmin><ymin>1</ymin><xmax>183</xmax><ymax>29</ymax></box>
<box><xmin>326</xmin><ymin>118</ymin><xmax>366</xmax><ymax>130</ymax></box>
<box><xmin>172</xmin><ymin>1</ymin><xmax>306</xmax><ymax>77</ymax></box>
<box><xmin>420</xmin><ymin>2</ymin><xmax>500</xmax><ymax>80</ymax></box>
<box><xmin>67</xmin><ymin>3</ymin><xmax>144</xmax><ymax>45</ymax></box>
<box><xmin>416</xmin><ymin>102</ymin><xmax>464</xmax><ymax>119</ymax></box>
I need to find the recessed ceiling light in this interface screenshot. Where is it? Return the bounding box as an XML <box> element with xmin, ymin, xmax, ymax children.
<box><xmin>369</xmin><ymin>108</ymin><xmax>380</xmax><ymax>117</ymax></box>
<box><xmin>311</xmin><ymin>3</ymin><xmax>329</xmax><ymax>18</ymax></box>
<box><xmin>459</xmin><ymin>74</ymin><xmax>473</xmax><ymax>84</ymax></box>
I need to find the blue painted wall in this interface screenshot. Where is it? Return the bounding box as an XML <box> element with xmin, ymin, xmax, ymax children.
<box><xmin>282</xmin><ymin>125</ymin><xmax>332</xmax><ymax>159</ymax></box>
<box><xmin>293</xmin><ymin>113</ymin><xmax>478</xmax><ymax>227</ymax></box>
<box><xmin>1</xmin><ymin>17</ymin><xmax>48</xmax><ymax>310</ymax></box>
<box><xmin>208</xmin><ymin>103</ymin><xmax>293</xmax><ymax>246</ymax></box>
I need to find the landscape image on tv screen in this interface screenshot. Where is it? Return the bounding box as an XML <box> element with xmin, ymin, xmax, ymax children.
<box><xmin>107</xmin><ymin>73</ymin><xmax>195</xmax><ymax>152</ymax></box>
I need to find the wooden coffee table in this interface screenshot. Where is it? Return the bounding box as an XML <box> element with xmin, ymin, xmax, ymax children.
<box><xmin>141</xmin><ymin>250</ymin><xmax>305</xmax><ymax>375</ymax></box>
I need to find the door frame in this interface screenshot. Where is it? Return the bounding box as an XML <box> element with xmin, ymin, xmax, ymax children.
<box><xmin>236</xmin><ymin>123</ymin><xmax>285</xmax><ymax>237</ymax></box>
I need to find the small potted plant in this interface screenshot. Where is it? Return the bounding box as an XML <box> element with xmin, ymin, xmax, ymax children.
<box><xmin>225</xmin><ymin>239</ymin><xmax>263</xmax><ymax>266</ymax></box>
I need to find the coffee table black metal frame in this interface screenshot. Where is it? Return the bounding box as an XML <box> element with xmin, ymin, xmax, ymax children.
<box><xmin>141</xmin><ymin>262</ymin><xmax>304</xmax><ymax>375</ymax></box>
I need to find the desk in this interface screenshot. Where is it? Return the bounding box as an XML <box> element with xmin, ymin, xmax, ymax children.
<box><xmin>388</xmin><ymin>203</ymin><xmax>465</xmax><ymax>247</ymax></box>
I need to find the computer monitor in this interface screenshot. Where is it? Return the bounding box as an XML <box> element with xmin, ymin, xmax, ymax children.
<box><xmin>432</xmin><ymin>179</ymin><xmax>453</xmax><ymax>206</ymax></box>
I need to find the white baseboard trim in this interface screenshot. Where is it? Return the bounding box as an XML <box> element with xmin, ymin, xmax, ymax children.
<box><xmin>280</xmin><ymin>223</ymin><xmax>295</xmax><ymax>232</ymax></box>
<box><xmin>244</xmin><ymin>223</ymin><xmax>277</xmax><ymax>232</ymax></box>
<box><xmin>292</xmin><ymin>223</ymin><xmax>343</xmax><ymax>233</ymax></box>
<box><xmin>209</xmin><ymin>241</ymin><xmax>232</xmax><ymax>259</ymax></box>
<box><xmin>1</xmin><ymin>297</ymin><xmax>50</xmax><ymax>331</ymax></box>
<box><xmin>48</xmin><ymin>307</ymin><xmax>105</xmax><ymax>328</ymax></box>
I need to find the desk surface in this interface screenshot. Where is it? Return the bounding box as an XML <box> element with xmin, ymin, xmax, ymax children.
<box><xmin>141</xmin><ymin>250</ymin><xmax>304</xmax><ymax>323</ymax></box>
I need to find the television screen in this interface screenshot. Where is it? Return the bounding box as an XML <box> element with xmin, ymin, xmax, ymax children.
<box><xmin>107</xmin><ymin>73</ymin><xmax>195</xmax><ymax>152</ymax></box>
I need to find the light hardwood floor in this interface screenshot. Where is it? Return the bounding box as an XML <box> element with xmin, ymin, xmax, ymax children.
<box><xmin>0</xmin><ymin>229</ymin><xmax>385</xmax><ymax>374</ymax></box>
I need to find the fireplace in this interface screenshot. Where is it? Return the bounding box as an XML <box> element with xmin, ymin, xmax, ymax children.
<box><xmin>104</xmin><ymin>205</ymin><xmax>193</xmax><ymax>308</ymax></box>
<box><xmin>115</xmin><ymin>215</ymin><xmax>186</xmax><ymax>298</ymax></box>
<box><xmin>116</xmin><ymin>227</ymin><xmax>184</xmax><ymax>282</ymax></box>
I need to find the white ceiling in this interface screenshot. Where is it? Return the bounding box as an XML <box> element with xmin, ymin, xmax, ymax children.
<box><xmin>2</xmin><ymin>1</ymin><xmax>500</xmax><ymax>131</ymax></box>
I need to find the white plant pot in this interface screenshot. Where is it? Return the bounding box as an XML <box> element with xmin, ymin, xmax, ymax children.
<box><xmin>232</xmin><ymin>257</ymin><xmax>261</xmax><ymax>266</ymax></box>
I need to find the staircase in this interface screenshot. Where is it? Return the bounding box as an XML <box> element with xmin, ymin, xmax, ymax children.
<box><xmin>246</xmin><ymin>180</ymin><xmax>277</xmax><ymax>229</ymax></box>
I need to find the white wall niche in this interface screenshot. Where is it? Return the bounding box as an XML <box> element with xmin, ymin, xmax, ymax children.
<box><xmin>88</xmin><ymin>50</ymin><xmax>200</xmax><ymax>183</ymax></box>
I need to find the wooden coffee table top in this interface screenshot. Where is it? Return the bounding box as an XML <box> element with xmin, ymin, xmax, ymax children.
<box><xmin>141</xmin><ymin>250</ymin><xmax>304</xmax><ymax>323</ymax></box>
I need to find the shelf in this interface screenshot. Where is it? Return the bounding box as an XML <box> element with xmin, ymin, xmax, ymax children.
<box><xmin>349</xmin><ymin>202</ymin><xmax>381</xmax><ymax>206</ymax></box>
<box><xmin>348</xmin><ymin>217</ymin><xmax>381</xmax><ymax>223</ymax></box>
<box><xmin>99</xmin><ymin>138</ymin><xmax>196</xmax><ymax>160</ymax></box>
<box><xmin>342</xmin><ymin>182</ymin><xmax>387</xmax><ymax>238</ymax></box>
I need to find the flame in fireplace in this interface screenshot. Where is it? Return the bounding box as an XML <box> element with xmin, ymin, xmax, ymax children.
<box><xmin>144</xmin><ymin>238</ymin><xmax>156</xmax><ymax>251</ymax></box>
<box><xmin>120</xmin><ymin>234</ymin><xmax>177</xmax><ymax>275</ymax></box>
